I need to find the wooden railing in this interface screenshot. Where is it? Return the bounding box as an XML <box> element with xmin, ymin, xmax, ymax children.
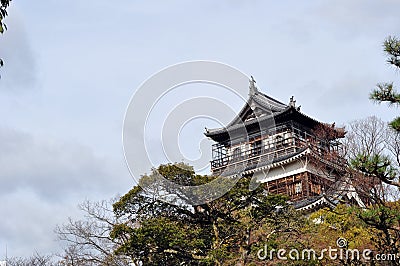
<box><xmin>210</xmin><ymin>134</ymin><xmax>345</xmax><ymax>175</ymax></box>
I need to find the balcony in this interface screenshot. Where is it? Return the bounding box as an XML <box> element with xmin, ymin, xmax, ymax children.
<box><xmin>210</xmin><ymin>128</ymin><xmax>344</xmax><ymax>176</ymax></box>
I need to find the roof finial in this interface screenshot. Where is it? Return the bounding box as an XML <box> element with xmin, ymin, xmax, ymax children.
<box><xmin>249</xmin><ymin>76</ymin><xmax>258</xmax><ymax>96</ymax></box>
<box><xmin>289</xmin><ymin>96</ymin><xmax>296</xmax><ymax>107</ymax></box>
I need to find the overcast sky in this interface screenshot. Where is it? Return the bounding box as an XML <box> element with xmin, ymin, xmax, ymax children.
<box><xmin>0</xmin><ymin>0</ymin><xmax>399</xmax><ymax>258</ymax></box>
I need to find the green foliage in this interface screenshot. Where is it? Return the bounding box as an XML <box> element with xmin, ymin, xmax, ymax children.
<box><xmin>384</xmin><ymin>36</ymin><xmax>400</xmax><ymax>68</ymax></box>
<box><xmin>111</xmin><ymin>163</ymin><xmax>292</xmax><ymax>265</ymax></box>
<box><xmin>0</xmin><ymin>0</ymin><xmax>11</xmax><ymax>69</ymax></box>
<box><xmin>390</xmin><ymin>116</ymin><xmax>400</xmax><ymax>132</ymax></box>
<box><xmin>354</xmin><ymin>203</ymin><xmax>400</xmax><ymax>260</ymax></box>
<box><xmin>371</xmin><ymin>82</ymin><xmax>400</xmax><ymax>105</ymax></box>
<box><xmin>111</xmin><ymin>217</ymin><xmax>207</xmax><ymax>266</ymax></box>
<box><xmin>0</xmin><ymin>0</ymin><xmax>11</xmax><ymax>33</ymax></box>
<box><xmin>358</xmin><ymin>204</ymin><xmax>400</xmax><ymax>229</ymax></box>
<box><xmin>58</xmin><ymin>161</ymin><xmax>400</xmax><ymax>265</ymax></box>
<box><xmin>351</xmin><ymin>153</ymin><xmax>398</xmax><ymax>185</ymax></box>
<box><xmin>309</xmin><ymin>205</ymin><xmax>373</xmax><ymax>250</ymax></box>
<box><xmin>371</xmin><ymin>36</ymin><xmax>400</xmax><ymax>131</ymax></box>
<box><xmin>156</xmin><ymin>162</ymin><xmax>196</xmax><ymax>185</ymax></box>
<box><xmin>345</xmin><ymin>115</ymin><xmax>400</xmax><ymax>263</ymax></box>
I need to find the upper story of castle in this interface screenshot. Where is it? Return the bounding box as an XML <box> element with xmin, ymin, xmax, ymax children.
<box><xmin>205</xmin><ymin>77</ymin><xmax>346</xmax><ymax>175</ymax></box>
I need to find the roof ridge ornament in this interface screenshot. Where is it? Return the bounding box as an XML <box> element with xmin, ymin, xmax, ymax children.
<box><xmin>249</xmin><ymin>75</ymin><xmax>259</xmax><ymax>96</ymax></box>
<box><xmin>289</xmin><ymin>96</ymin><xmax>296</xmax><ymax>107</ymax></box>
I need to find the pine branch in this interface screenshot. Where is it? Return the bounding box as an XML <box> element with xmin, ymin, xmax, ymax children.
<box><xmin>370</xmin><ymin>83</ymin><xmax>400</xmax><ymax>105</ymax></box>
<box><xmin>389</xmin><ymin>116</ymin><xmax>400</xmax><ymax>132</ymax></box>
<box><xmin>371</xmin><ymin>36</ymin><xmax>400</xmax><ymax>132</ymax></box>
<box><xmin>384</xmin><ymin>36</ymin><xmax>400</xmax><ymax>68</ymax></box>
<box><xmin>0</xmin><ymin>0</ymin><xmax>10</xmax><ymax>74</ymax></box>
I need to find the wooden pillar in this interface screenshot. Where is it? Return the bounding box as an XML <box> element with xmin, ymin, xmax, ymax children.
<box><xmin>285</xmin><ymin>176</ymin><xmax>289</xmax><ymax>197</ymax></box>
<box><xmin>301</xmin><ymin>173</ymin><xmax>304</xmax><ymax>199</ymax></box>
<box><xmin>305</xmin><ymin>172</ymin><xmax>310</xmax><ymax>197</ymax></box>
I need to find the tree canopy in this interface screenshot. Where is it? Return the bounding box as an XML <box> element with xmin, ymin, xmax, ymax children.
<box><xmin>110</xmin><ymin>163</ymin><xmax>293</xmax><ymax>265</ymax></box>
<box><xmin>0</xmin><ymin>0</ymin><xmax>11</xmax><ymax>68</ymax></box>
<box><xmin>371</xmin><ymin>36</ymin><xmax>400</xmax><ymax>131</ymax></box>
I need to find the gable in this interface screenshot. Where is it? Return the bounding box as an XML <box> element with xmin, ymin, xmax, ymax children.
<box><xmin>227</xmin><ymin>94</ymin><xmax>283</xmax><ymax>127</ymax></box>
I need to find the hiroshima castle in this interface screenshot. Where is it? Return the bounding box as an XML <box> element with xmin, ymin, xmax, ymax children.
<box><xmin>205</xmin><ymin>78</ymin><xmax>365</xmax><ymax>210</ymax></box>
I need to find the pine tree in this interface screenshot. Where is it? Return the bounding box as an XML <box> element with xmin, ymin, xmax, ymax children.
<box><xmin>371</xmin><ymin>36</ymin><xmax>400</xmax><ymax>131</ymax></box>
<box><xmin>0</xmin><ymin>0</ymin><xmax>11</xmax><ymax>68</ymax></box>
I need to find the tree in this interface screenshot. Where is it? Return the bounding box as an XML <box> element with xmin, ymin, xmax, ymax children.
<box><xmin>55</xmin><ymin>199</ymin><xmax>131</xmax><ymax>266</ymax></box>
<box><xmin>361</xmin><ymin>37</ymin><xmax>400</xmax><ymax>263</ymax></box>
<box><xmin>308</xmin><ymin>205</ymin><xmax>375</xmax><ymax>266</ymax></box>
<box><xmin>346</xmin><ymin>116</ymin><xmax>400</xmax><ymax>190</ymax></box>
<box><xmin>0</xmin><ymin>0</ymin><xmax>10</xmax><ymax>32</ymax></box>
<box><xmin>343</xmin><ymin>117</ymin><xmax>400</xmax><ymax>265</ymax></box>
<box><xmin>371</xmin><ymin>36</ymin><xmax>400</xmax><ymax>131</ymax></box>
<box><xmin>0</xmin><ymin>0</ymin><xmax>11</xmax><ymax>67</ymax></box>
<box><xmin>6</xmin><ymin>253</ymin><xmax>58</xmax><ymax>266</ymax></box>
<box><xmin>294</xmin><ymin>117</ymin><xmax>400</xmax><ymax>265</ymax></box>
<box><xmin>110</xmin><ymin>163</ymin><xmax>294</xmax><ymax>265</ymax></box>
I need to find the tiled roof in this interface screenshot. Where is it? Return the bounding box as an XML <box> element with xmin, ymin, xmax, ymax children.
<box><xmin>205</xmin><ymin>83</ymin><xmax>345</xmax><ymax>139</ymax></box>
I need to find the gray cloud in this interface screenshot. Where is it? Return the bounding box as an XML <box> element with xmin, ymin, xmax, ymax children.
<box><xmin>0</xmin><ymin>127</ymin><xmax>125</xmax><ymax>201</ymax></box>
<box><xmin>0</xmin><ymin>127</ymin><xmax>132</xmax><ymax>257</ymax></box>
<box><xmin>0</xmin><ymin>189</ymin><xmax>79</xmax><ymax>258</ymax></box>
<box><xmin>313</xmin><ymin>0</ymin><xmax>400</xmax><ymax>39</ymax></box>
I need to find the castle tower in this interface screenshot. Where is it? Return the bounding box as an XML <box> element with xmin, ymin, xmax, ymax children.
<box><xmin>205</xmin><ymin>78</ymin><xmax>364</xmax><ymax>210</ymax></box>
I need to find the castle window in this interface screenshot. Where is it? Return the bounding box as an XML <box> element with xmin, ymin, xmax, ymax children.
<box><xmin>232</xmin><ymin>147</ymin><xmax>241</xmax><ymax>161</ymax></box>
<box><xmin>275</xmin><ymin>135</ymin><xmax>283</xmax><ymax>148</ymax></box>
<box><xmin>295</xmin><ymin>182</ymin><xmax>302</xmax><ymax>194</ymax></box>
<box><xmin>251</xmin><ymin>140</ymin><xmax>262</xmax><ymax>156</ymax></box>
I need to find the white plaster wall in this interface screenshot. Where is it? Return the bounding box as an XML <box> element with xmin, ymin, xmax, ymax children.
<box><xmin>254</xmin><ymin>160</ymin><xmax>307</xmax><ymax>183</ymax></box>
